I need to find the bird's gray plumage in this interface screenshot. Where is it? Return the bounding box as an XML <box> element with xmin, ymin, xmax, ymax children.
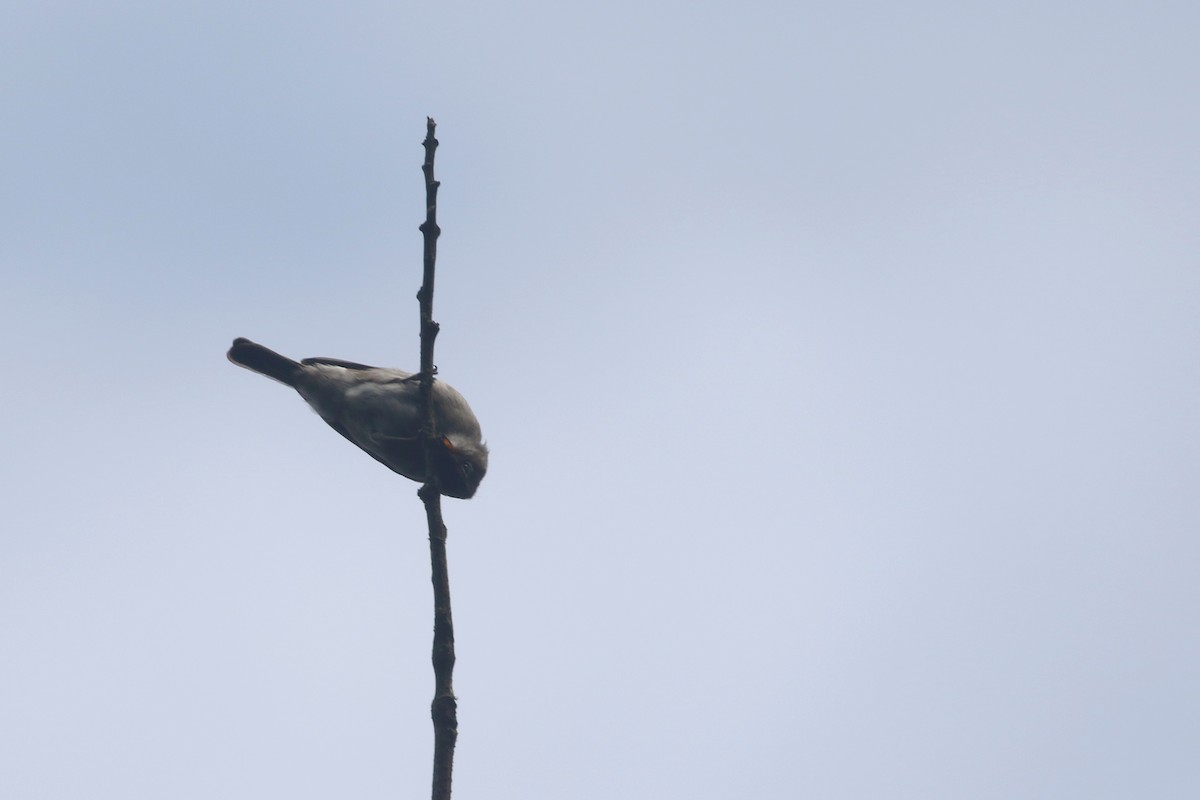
<box><xmin>227</xmin><ymin>338</ymin><xmax>487</xmax><ymax>498</ymax></box>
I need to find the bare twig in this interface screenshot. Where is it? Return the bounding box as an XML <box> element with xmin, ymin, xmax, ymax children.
<box><xmin>415</xmin><ymin>117</ymin><xmax>457</xmax><ymax>800</ymax></box>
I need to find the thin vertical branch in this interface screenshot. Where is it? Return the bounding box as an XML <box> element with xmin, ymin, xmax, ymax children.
<box><xmin>415</xmin><ymin>117</ymin><xmax>457</xmax><ymax>800</ymax></box>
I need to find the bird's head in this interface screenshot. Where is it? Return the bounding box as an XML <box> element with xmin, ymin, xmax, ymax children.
<box><xmin>433</xmin><ymin>435</ymin><xmax>489</xmax><ymax>498</ymax></box>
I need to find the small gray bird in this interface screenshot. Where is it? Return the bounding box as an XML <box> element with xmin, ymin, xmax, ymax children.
<box><xmin>227</xmin><ymin>337</ymin><xmax>487</xmax><ymax>498</ymax></box>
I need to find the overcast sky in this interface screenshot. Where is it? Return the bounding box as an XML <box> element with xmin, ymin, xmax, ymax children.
<box><xmin>3</xmin><ymin>1</ymin><xmax>1199</xmax><ymax>798</ymax></box>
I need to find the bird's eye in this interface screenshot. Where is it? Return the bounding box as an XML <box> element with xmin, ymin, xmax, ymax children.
<box><xmin>460</xmin><ymin>462</ymin><xmax>474</xmax><ymax>477</ymax></box>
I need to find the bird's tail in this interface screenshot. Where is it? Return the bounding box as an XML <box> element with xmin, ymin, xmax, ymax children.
<box><xmin>227</xmin><ymin>338</ymin><xmax>302</xmax><ymax>386</ymax></box>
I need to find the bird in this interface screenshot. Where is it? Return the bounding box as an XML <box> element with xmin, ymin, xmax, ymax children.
<box><xmin>227</xmin><ymin>337</ymin><xmax>487</xmax><ymax>498</ymax></box>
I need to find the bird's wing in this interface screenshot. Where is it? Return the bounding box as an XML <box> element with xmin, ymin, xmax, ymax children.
<box><xmin>301</xmin><ymin>357</ymin><xmax>380</xmax><ymax>370</ymax></box>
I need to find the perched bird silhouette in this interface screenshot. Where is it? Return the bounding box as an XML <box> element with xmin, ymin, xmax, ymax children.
<box><xmin>227</xmin><ymin>338</ymin><xmax>487</xmax><ymax>498</ymax></box>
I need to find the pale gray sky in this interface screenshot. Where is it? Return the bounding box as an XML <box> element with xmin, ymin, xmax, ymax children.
<box><xmin>3</xmin><ymin>1</ymin><xmax>1198</xmax><ymax>798</ymax></box>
